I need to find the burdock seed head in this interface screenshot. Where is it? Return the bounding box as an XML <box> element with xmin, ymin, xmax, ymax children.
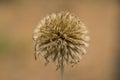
<box><xmin>33</xmin><ymin>11</ymin><xmax>89</xmax><ymax>70</ymax></box>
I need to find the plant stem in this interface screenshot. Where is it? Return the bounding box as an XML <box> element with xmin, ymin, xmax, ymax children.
<box><xmin>61</xmin><ymin>57</ymin><xmax>64</xmax><ymax>80</ymax></box>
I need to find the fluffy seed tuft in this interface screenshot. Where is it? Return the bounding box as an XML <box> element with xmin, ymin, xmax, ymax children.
<box><xmin>33</xmin><ymin>11</ymin><xmax>89</xmax><ymax>69</ymax></box>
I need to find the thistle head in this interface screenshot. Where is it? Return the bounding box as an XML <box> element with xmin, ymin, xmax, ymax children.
<box><xmin>33</xmin><ymin>11</ymin><xmax>89</xmax><ymax>70</ymax></box>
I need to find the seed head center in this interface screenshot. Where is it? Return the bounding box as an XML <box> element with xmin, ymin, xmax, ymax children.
<box><xmin>57</xmin><ymin>32</ymin><xmax>65</xmax><ymax>40</ymax></box>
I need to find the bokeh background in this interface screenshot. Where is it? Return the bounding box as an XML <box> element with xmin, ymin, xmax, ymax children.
<box><xmin>0</xmin><ymin>0</ymin><xmax>119</xmax><ymax>80</ymax></box>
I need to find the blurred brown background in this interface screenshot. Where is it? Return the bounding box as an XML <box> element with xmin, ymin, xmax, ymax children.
<box><xmin>0</xmin><ymin>0</ymin><xmax>119</xmax><ymax>80</ymax></box>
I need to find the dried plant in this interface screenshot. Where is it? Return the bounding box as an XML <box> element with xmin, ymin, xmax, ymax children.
<box><xmin>33</xmin><ymin>11</ymin><xmax>89</xmax><ymax>80</ymax></box>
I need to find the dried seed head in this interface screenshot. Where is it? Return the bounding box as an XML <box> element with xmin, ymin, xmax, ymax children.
<box><xmin>33</xmin><ymin>11</ymin><xmax>89</xmax><ymax>69</ymax></box>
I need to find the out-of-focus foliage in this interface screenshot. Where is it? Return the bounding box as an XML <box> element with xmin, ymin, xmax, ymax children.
<box><xmin>0</xmin><ymin>33</ymin><xmax>10</xmax><ymax>54</ymax></box>
<box><xmin>0</xmin><ymin>0</ymin><xmax>15</xmax><ymax>3</ymax></box>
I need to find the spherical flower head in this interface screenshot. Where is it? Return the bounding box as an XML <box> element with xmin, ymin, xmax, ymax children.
<box><xmin>33</xmin><ymin>11</ymin><xmax>89</xmax><ymax>70</ymax></box>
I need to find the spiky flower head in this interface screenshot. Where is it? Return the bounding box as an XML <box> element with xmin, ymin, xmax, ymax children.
<box><xmin>33</xmin><ymin>11</ymin><xmax>89</xmax><ymax>70</ymax></box>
